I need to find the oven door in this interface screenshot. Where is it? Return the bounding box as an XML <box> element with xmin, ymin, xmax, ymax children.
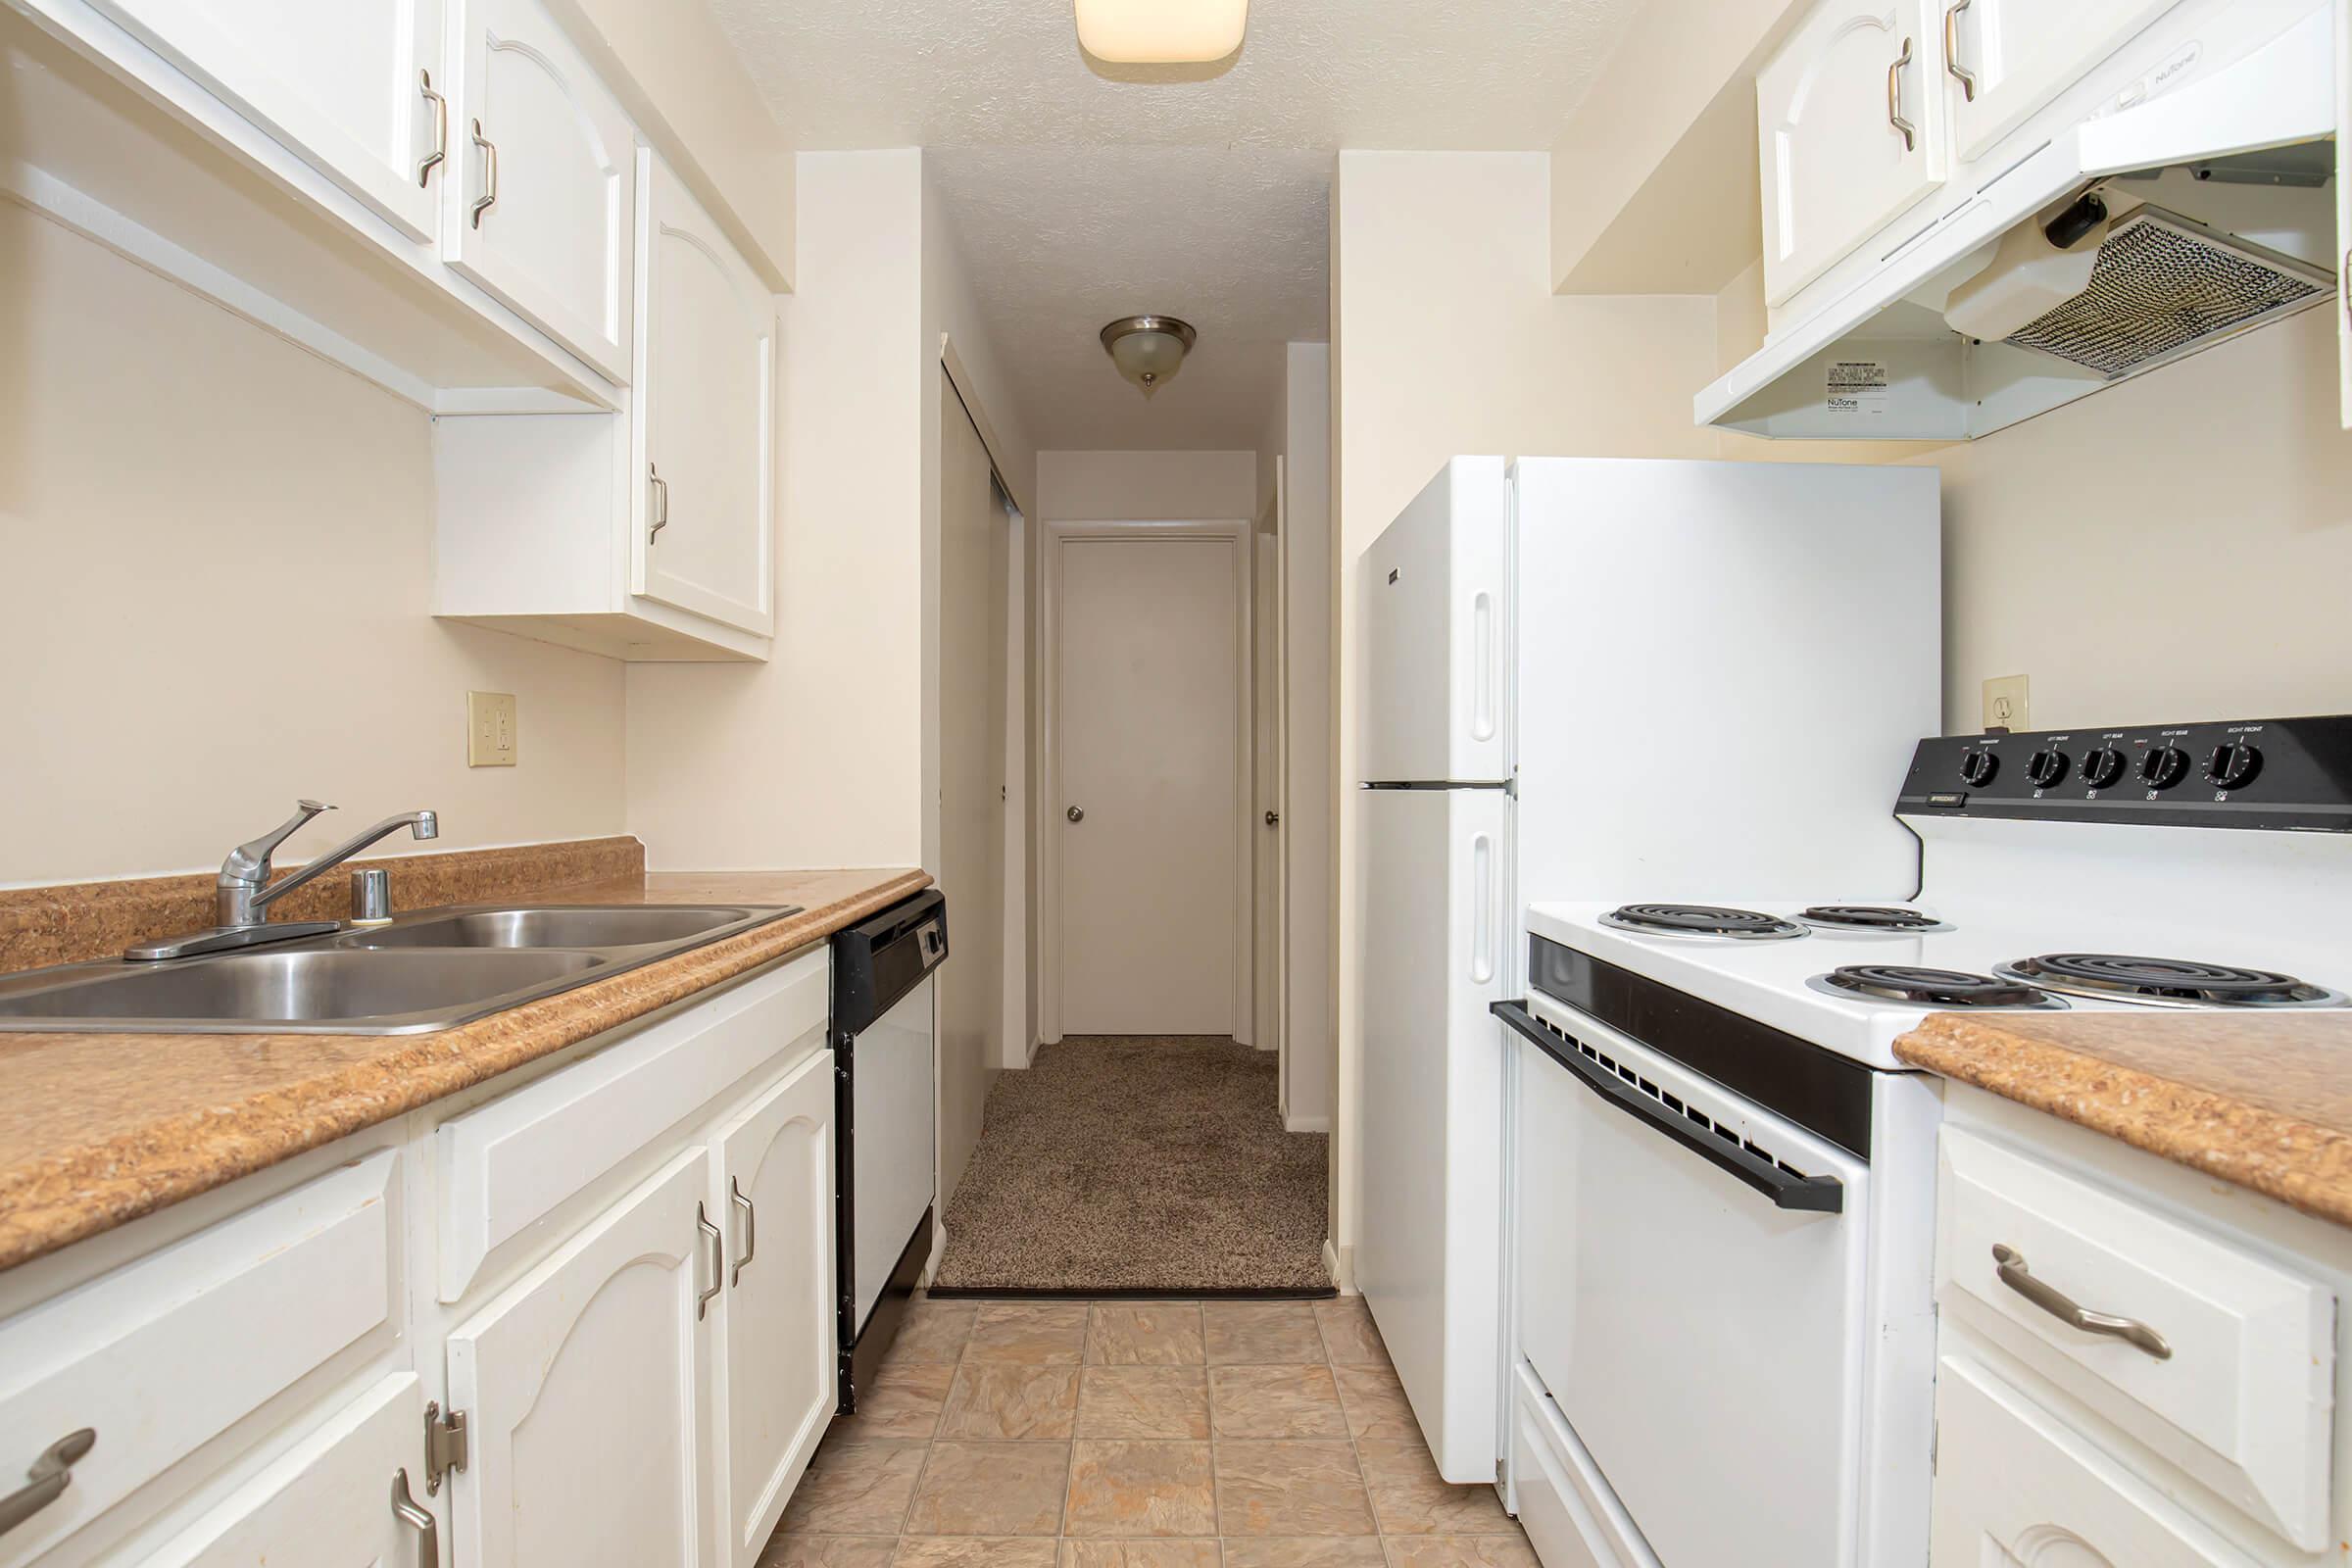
<box><xmin>1501</xmin><ymin>994</ymin><xmax>1871</xmax><ymax>1568</ymax></box>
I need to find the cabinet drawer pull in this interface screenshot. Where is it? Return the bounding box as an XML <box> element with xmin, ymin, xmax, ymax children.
<box><xmin>696</xmin><ymin>1202</ymin><xmax>723</xmax><ymax>1319</ymax></box>
<box><xmin>729</xmin><ymin>1176</ymin><xmax>756</xmax><ymax>1285</ymax></box>
<box><xmin>1992</xmin><ymin>1243</ymin><xmax>2173</xmax><ymax>1360</ymax></box>
<box><xmin>0</xmin><ymin>1430</ymin><xmax>95</xmax><ymax>1539</ymax></box>
<box><xmin>417</xmin><ymin>71</ymin><xmax>448</xmax><ymax>187</ymax></box>
<box><xmin>1887</xmin><ymin>35</ymin><xmax>1917</xmax><ymax>152</ymax></box>
<box><xmin>469</xmin><ymin>120</ymin><xmax>498</xmax><ymax>228</ymax></box>
<box><xmin>648</xmin><ymin>463</ymin><xmax>669</xmax><ymax>543</ymax></box>
<box><xmin>391</xmin><ymin>1469</ymin><xmax>438</xmax><ymax>1568</ymax></box>
<box><xmin>2342</xmin><ymin>246</ymin><xmax>2350</xmax><ymax>327</ymax></box>
<box><xmin>1943</xmin><ymin>0</ymin><xmax>1976</xmax><ymax>101</ymax></box>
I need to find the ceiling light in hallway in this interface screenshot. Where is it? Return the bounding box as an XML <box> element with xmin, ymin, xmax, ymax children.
<box><xmin>1073</xmin><ymin>0</ymin><xmax>1248</xmax><ymax>63</ymax></box>
<box><xmin>1100</xmin><ymin>316</ymin><xmax>1198</xmax><ymax>398</ymax></box>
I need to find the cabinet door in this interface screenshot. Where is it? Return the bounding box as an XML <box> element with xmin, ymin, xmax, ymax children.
<box><xmin>1757</xmin><ymin>0</ymin><xmax>1946</xmax><ymax>306</ymax></box>
<box><xmin>446</xmin><ymin>0</ymin><xmax>636</xmax><ymax>382</ymax></box>
<box><xmin>712</xmin><ymin>1049</ymin><xmax>836</xmax><ymax>1568</ymax></box>
<box><xmin>1930</xmin><ymin>1353</ymin><xmax>2243</xmax><ymax>1566</ymax></box>
<box><xmin>87</xmin><ymin>0</ymin><xmax>446</xmax><ymax>242</ymax></box>
<box><xmin>1942</xmin><ymin>0</ymin><xmax>2181</xmax><ymax>163</ymax></box>
<box><xmin>632</xmin><ymin>152</ymin><xmax>777</xmax><ymax>637</ymax></box>
<box><xmin>447</xmin><ymin>1150</ymin><xmax>715</xmax><ymax>1568</ymax></box>
<box><xmin>141</xmin><ymin>1374</ymin><xmax>432</xmax><ymax>1568</ymax></box>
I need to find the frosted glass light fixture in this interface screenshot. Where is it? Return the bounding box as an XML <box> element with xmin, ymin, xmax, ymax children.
<box><xmin>1074</xmin><ymin>0</ymin><xmax>1249</xmax><ymax>63</ymax></box>
<box><xmin>1100</xmin><ymin>317</ymin><xmax>1197</xmax><ymax>398</ymax></box>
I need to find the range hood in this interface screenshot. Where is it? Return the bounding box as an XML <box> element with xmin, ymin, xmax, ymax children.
<box><xmin>1699</xmin><ymin>7</ymin><xmax>2339</xmax><ymax>442</ymax></box>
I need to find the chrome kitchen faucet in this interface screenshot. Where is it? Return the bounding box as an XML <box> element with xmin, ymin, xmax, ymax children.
<box><xmin>125</xmin><ymin>801</ymin><xmax>440</xmax><ymax>961</ymax></box>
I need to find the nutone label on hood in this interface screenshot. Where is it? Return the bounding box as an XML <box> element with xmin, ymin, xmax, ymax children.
<box><xmin>1826</xmin><ymin>360</ymin><xmax>1888</xmax><ymax>416</ymax></box>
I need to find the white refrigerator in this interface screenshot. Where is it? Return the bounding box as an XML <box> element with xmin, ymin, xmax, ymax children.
<box><xmin>1355</xmin><ymin>456</ymin><xmax>1939</xmax><ymax>1486</ymax></box>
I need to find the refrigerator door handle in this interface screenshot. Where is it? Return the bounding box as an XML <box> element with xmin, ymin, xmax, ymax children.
<box><xmin>1470</xmin><ymin>831</ymin><xmax>1496</xmax><ymax>984</ymax></box>
<box><xmin>1471</xmin><ymin>590</ymin><xmax>1497</xmax><ymax>743</ymax></box>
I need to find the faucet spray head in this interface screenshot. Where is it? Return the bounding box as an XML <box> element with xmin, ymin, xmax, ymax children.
<box><xmin>413</xmin><ymin>810</ymin><xmax>440</xmax><ymax>841</ymax></box>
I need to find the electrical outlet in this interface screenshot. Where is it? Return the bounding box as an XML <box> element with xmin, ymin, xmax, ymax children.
<box><xmin>1983</xmin><ymin>674</ymin><xmax>2030</xmax><ymax>732</ymax></box>
<box><xmin>467</xmin><ymin>691</ymin><xmax>517</xmax><ymax>767</ymax></box>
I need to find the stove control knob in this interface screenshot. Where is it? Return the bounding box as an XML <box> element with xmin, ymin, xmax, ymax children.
<box><xmin>2080</xmin><ymin>748</ymin><xmax>2126</xmax><ymax>788</ymax></box>
<box><xmin>2205</xmin><ymin>742</ymin><xmax>2262</xmax><ymax>790</ymax></box>
<box><xmin>1958</xmin><ymin>749</ymin><xmax>1999</xmax><ymax>788</ymax></box>
<box><xmin>2026</xmin><ymin>749</ymin><xmax>2070</xmax><ymax>789</ymax></box>
<box><xmin>2138</xmin><ymin>746</ymin><xmax>2190</xmax><ymax>790</ymax></box>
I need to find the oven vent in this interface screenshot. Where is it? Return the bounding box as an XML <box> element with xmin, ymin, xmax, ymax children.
<box><xmin>2005</xmin><ymin>208</ymin><xmax>2329</xmax><ymax>380</ymax></box>
<box><xmin>1529</xmin><ymin>1010</ymin><xmax>1817</xmax><ymax>1181</ymax></box>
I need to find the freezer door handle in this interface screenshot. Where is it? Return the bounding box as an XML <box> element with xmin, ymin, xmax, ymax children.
<box><xmin>1493</xmin><ymin>1001</ymin><xmax>1844</xmax><ymax>1214</ymax></box>
<box><xmin>1470</xmin><ymin>589</ymin><xmax>1498</xmax><ymax>743</ymax></box>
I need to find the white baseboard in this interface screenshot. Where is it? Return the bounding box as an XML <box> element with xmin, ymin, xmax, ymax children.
<box><xmin>1325</xmin><ymin>1238</ymin><xmax>1353</xmax><ymax>1293</ymax></box>
<box><xmin>1285</xmin><ymin>1112</ymin><xmax>1332</xmax><ymax>1134</ymax></box>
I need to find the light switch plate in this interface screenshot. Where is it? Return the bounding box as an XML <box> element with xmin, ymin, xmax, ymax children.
<box><xmin>1983</xmin><ymin>674</ymin><xmax>2030</xmax><ymax>732</ymax></box>
<box><xmin>467</xmin><ymin>691</ymin><xmax>517</xmax><ymax>767</ymax></box>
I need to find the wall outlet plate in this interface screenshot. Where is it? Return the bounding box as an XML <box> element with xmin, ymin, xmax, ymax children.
<box><xmin>1983</xmin><ymin>674</ymin><xmax>2030</xmax><ymax>732</ymax></box>
<box><xmin>467</xmin><ymin>691</ymin><xmax>517</xmax><ymax>767</ymax></box>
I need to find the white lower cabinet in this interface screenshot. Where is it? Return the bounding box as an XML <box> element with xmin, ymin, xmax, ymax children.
<box><xmin>712</xmin><ymin>1051</ymin><xmax>837</xmax><ymax>1568</ymax></box>
<box><xmin>447</xmin><ymin>1148</ymin><xmax>718</xmax><ymax>1568</ymax></box>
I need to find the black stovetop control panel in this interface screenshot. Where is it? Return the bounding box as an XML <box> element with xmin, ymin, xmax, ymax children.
<box><xmin>1896</xmin><ymin>713</ymin><xmax>2352</xmax><ymax>832</ymax></box>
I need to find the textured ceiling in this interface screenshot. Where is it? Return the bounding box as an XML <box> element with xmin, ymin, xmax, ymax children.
<box><xmin>710</xmin><ymin>0</ymin><xmax>1650</xmax><ymax>447</ymax></box>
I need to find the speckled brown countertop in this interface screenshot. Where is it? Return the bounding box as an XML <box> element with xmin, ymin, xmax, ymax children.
<box><xmin>1896</xmin><ymin>1010</ymin><xmax>2352</xmax><ymax>1228</ymax></box>
<box><xmin>0</xmin><ymin>863</ymin><xmax>928</xmax><ymax>1271</ymax></box>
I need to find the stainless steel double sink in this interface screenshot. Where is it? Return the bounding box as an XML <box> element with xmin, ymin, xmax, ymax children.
<box><xmin>0</xmin><ymin>904</ymin><xmax>802</xmax><ymax>1035</ymax></box>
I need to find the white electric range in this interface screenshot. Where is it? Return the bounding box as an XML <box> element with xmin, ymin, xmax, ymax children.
<box><xmin>1498</xmin><ymin>712</ymin><xmax>2352</xmax><ymax>1568</ymax></box>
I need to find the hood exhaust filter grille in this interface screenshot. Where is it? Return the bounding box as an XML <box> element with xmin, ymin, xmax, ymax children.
<box><xmin>2005</xmin><ymin>209</ymin><xmax>2328</xmax><ymax>380</ymax></box>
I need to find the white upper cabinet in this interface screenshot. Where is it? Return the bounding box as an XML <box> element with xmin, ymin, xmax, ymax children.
<box><xmin>712</xmin><ymin>1050</ymin><xmax>836</xmax><ymax>1568</ymax></box>
<box><xmin>446</xmin><ymin>1150</ymin><xmax>716</xmax><ymax>1568</ymax></box>
<box><xmin>633</xmin><ymin>152</ymin><xmax>777</xmax><ymax>638</ymax></box>
<box><xmin>83</xmin><ymin>0</ymin><xmax>448</xmax><ymax>242</ymax></box>
<box><xmin>446</xmin><ymin>0</ymin><xmax>636</xmax><ymax>383</ymax></box>
<box><xmin>1757</xmin><ymin>0</ymin><xmax>1946</xmax><ymax>307</ymax></box>
<box><xmin>1940</xmin><ymin>0</ymin><xmax>2182</xmax><ymax>163</ymax></box>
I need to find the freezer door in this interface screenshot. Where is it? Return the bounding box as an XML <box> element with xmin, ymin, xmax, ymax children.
<box><xmin>1360</xmin><ymin>457</ymin><xmax>1512</xmax><ymax>784</ymax></box>
<box><xmin>1356</xmin><ymin>785</ymin><xmax>1511</xmax><ymax>1483</ymax></box>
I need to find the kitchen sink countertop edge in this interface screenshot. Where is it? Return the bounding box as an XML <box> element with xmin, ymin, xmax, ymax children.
<box><xmin>0</xmin><ymin>867</ymin><xmax>928</xmax><ymax>1272</ymax></box>
<box><xmin>1895</xmin><ymin>1009</ymin><xmax>2352</xmax><ymax>1229</ymax></box>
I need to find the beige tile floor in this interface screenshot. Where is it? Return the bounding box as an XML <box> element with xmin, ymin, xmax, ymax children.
<box><xmin>762</xmin><ymin>1297</ymin><xmax>1537</xmax><ymax>1567</ymax></box>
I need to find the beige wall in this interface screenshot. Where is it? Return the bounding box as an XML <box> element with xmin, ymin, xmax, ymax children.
<box><xmin>0</xmin><ymin>203</ymin><xmax>627</xmax><ymax>887</ymax></box>
<box><xmin>1282</xmin><ymin>342</ymin><xmax>1336</xmax><ymax>1134</ymax></box>
<box><xmin>1330</xmin><ymin>150</ymin><xmax>1724</xmax><ymax>1269</ymax></box>
<box><xmin>1930</xmin><ymin>307</ymin><xmax>2352</xmax><ymax>732</ymax></box>
<box><xmin>1036</xmin><ymin>450</ymin><xmax>1259</xmax><ymax>520</ymax></box>
<box><xmin>627</xmin><ymin>151</ymin><xmax>928</xmax><ymax>871</ymax></box>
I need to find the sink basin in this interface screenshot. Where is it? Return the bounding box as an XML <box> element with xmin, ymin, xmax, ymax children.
<box><xmin>0</xmin><ymin>950</ymin><xmax>605</xmax><ymax>1033</ymax></box>
<box><xmin>338</xmin><ymin>905</ymin><xmax>763</xmax><ymax>951</ymax></box>
<box><xmin>0</xmin><ymin>902</ymin><xmax>799</xmax><ymax>1034</ymax></box>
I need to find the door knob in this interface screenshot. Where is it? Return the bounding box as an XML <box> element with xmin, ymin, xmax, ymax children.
<box><xmin>1066</xmin><ymin>806</ymin><xmax>1085</xmax><ymax>822</ymax></box>
<box><xmin>1264</xmin><ymin>810</ymin><xmax>1280</xmax><ymax>827</ymax></box>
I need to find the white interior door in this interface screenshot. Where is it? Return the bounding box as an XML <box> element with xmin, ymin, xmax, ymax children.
<box><xmin>1057</xmin><ymin>531</ymin><xmax>1243</xmax><ymax>1037</ymax></box>
<box><xmin>1757</xmin><ymin>0</ymin><xmax>1946</xmax><ymax>305</ymax></box>
<box><xmin>1944</xmin><ymin>0</ymin><xmax>2180</xmax><ymax>162</ymax></box>
<box><xmin>714</xmin><ymin>1051</ymin><xmax>835</xmax><ymax>1568</ymax></box>
<box><xmin>633</xmin><ymin>151</ymin><xmax>775</xmax><ymax>636</ymax></box>
<box><xmin>447</xmin><ymin>1150</ymin><xmax>712</xmax><ymax>1568</ymax></box>
<box><xmin>447</xmin><ymin>0</ymin><xmax>635</xmax><ymax>381</ymax></box>
<box><xmin>1253</xmin><ymin>529</ymin><xmax>1281</xmax><ymax>1054</ymax></box>
<box><xmin>88</xmin><ymin>0</ymin><xmax>446</xmax><ymax>241</ymax></box>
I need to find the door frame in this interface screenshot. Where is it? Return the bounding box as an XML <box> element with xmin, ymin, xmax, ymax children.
<box><xmin>1038</xmin><ymin>517</ymin><xmax>1254</xmax><ymax>1046</ymax></box>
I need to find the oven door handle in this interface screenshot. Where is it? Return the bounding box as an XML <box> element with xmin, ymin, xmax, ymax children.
<box><xmin>1494</xmin><ymin>1001</ymin><xmax>1844</xmax><ymax>1214</ymax></box>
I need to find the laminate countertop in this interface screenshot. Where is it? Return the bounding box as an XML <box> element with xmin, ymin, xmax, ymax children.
<box><xmin>1896</xmin><ymin>1009</ymin><xmax>2352</xmax><ymax>1229</ymax></box>
<box><xmin>0</xmin><ymin>866</ymin><xmax>928</xmax><ymax>1272</ymax></box>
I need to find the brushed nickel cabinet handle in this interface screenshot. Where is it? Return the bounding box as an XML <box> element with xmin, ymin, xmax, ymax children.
<box><xmin>1992</xmin><ymin>1244</ymin><xmax>2172</xmax><ymax>1360</ymax></box>
<box><xmin>417</xmin><ymin>71</ymin><xmax>448</xmax><ymax>186</ymax></box>
<box><xmin>648</xmin><ymin>463</ymin><xmax>669</xmax><ymax>542</ymax></box>
<box><xmin>0</xmin><ymin>1430</ymin><xmax>95</xmax><ymax>1539</ymax></box>
<box><xmin>469</xmin><ymin>120</ymin><xmax>497</xmax><ymax>228</ymax></box>
<box><xmin>697</xmin><ymin>1202</ymin><xmax>723</xmax><ymax>1319</ymax></box>
<box><xmin>1943</xmin><ymin>0</ymin><xmax>1976</xmax><ymax>101</ymax></box>
<box><xmin>2342</xmin><ymin>245</ymin><xmax>2350</xmax><ymax>326</ymax></box>
<box><xmin>729</xmin><ymin>1176</ymin><xmax>756</xmax><ymax>1285</ymax></box>
<box><xmin>1887</xmin><ymin>36</ymin><xmax>1917</xmax><ymax>152</ymax></box>
<box><xmin>391</xmin><ymin>1469</ymin><xmax>438</xmax><ymax>1568</ymax></box>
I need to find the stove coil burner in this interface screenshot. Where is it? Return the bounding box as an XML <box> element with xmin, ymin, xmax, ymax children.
<box><xmin>1599</xmin><ymin>905</ymin><xmax>1808</xmax><ymax>941</ymax></box>
<box><xmin>1798</xmin><ymin>905</ymin><xmax>1950</xmax><ymax>933</ymax></box>
<box><xmin>1812</xmin><ymin>964</ymin><xmax>2061</xmax><ymax>1008</ymax></box>
<box><xmin>1997</xmin><ymin>954</ymin><xmax>2344</xmax><ymax>1008</ymax></box>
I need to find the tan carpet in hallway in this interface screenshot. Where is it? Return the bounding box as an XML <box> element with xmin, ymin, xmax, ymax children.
<box><xmin>931</xmin><ymin>1037</ymin><xmax>1332</xmax><ymax>1294</ymax></box>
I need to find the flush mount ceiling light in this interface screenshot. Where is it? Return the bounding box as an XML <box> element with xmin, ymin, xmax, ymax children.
<box><xmin>1100</xmin><ymin>316</ymin><xmax>1197</xmax><ymax>399</ymax></box>
<box><xmin>1074</xmin><ymin>0</ymin><xmax>1249</xmax><ymax>63</ymax></box>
